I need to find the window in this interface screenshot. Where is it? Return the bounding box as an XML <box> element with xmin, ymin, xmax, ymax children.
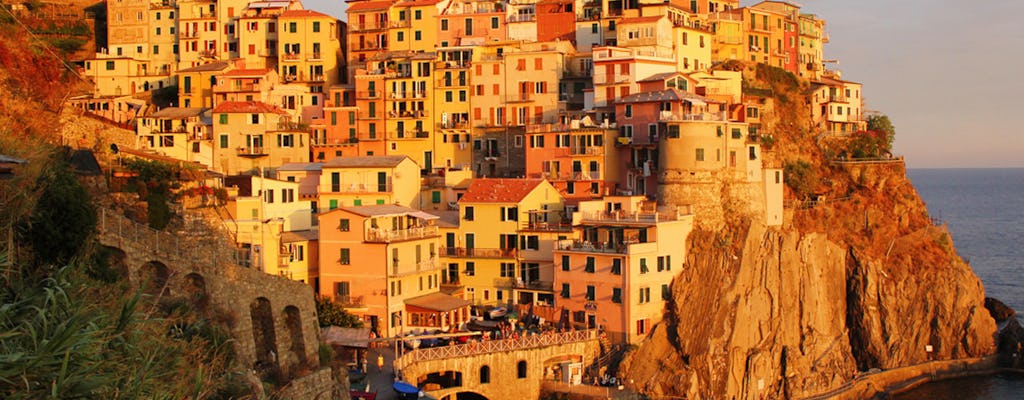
<box><xmin>585</xmin><ymin>257</ymin><xmax>595</xmax><ymax>273</ymax></box>
<box><xmin>639</xmin><ymin>287</ymin><xmax>651</xmax><ymax>303</ymax></box>
<box><xmin>289</xmin><ymin>22</ymin><xmax>297</xmax><ymax>32</ymax></box>
<box><xmin>624</xmin><ymin>104</ymin><xmax>632</xmax><ymax>118</ymax></box>
<box><xmin>397</xmin><ymin>32</ymin><xmax>404</xmax><ymax>41</ymax></box>
<box><xmin>746</xmin><ymin>106</ymin><xmax>759</xmax><ymax>118</ymax></box>
<box><xmin>414</xmin><ymin>31</ymin><xmax>421</xmax><ymax>41</ymax></box>
<box><xmin>514</xmin><ymin>135</ymin><xmax>523</xmax><ymax>148</ymax></box>
<box><xmin>637</xmin><ymin>319</ymin><xmax>647</xmax><ymax>335</ymax></box>
<box><xmin>340</xmin><ymin>248</ymin><xmax>351</xmax><ymax>265</ymax></box>
<box><xmin>662</xmin><ymin>284</ymin><xmax>671</xmax><ymax>300</ymax></box>
<box><xmin>500</xmin><ymin>262</ymin><xmax>514</xmax><ymax>278</ymax></box>
<box><xmin>612</xmin><ymin>288</ymin><xmax>622</xmax><ymax>303</ymax></box>
<box><xmin>465</xmin><ymin>262</ymin><xmax>475</xmax><ymax>276</ymax></box>
<box><xmin>591</xmin><ymin>23</ymin><xmax>598</xmax><ymax>34</ymax></box>
<box><xmin>732</xmin><ymin>128</ymin><xmax>742</xmax><ymax>139</ymax></box>
<box><xmin>658</xmin><ymin>256</ymin><xmax>665</xmax><ymax>272</ymax></box>
<box><xmin>153</xmin><ymin>45</ymin><xmax>159</xmax><ymax>54</ymax></box>
<box><xmin>611</xmin><ymin>258</ymin><xmax>621</xmax><ymax>275</ymax></box>
<box><xmin>313</xmin><ymin>21</ymin><xmax>320</xmax><ymax>32</ymax></box>
<box><xmin>480</xmin><ymin>366</ymin><xmax>490</xmax><ymax>384</ymax></box>
<box><xmin>561</xmin><ymin>255</ymin><xmax>570</xmax><ymax>271</ymax></box>
<box><xmin>526</xmin><ymin>236</ymin><xmax>539</xmax><ymax>250</ymax></box>
<box><xmin>561</xmin><ymin>283</ymin><xmax>570</xmax><ymax>298</ymax></box>
<box><xmin>415</xmin><ymin>10</ymin><xmax>422</xmax><ymax>20</ymax></box>
<box><xmin>105</xmin><ymin>61</ymin><xmax>115</xmax><ymax>70</ymax></box>
<box><xmin>441</xmin><ymin>19</ymin><xmax>448</xmax><ymax>31</ymax></box>
<box><xmin>491</xmin><ymin>17</ymin><xmax>499</xmax><ymax>29</ymax></box>
<box><xmin>464</xmin><ymin>206</ymin><xmax>474</xmax><ymax>220</ymax></box>
<box><xmin>219</xmin><ymin>135</ymin><xmax>228</xmax><ymax>148</ymax></box>
<box><xmin>639</xmin><ymin>258</ymin><xmax>649</xmax><ymax>274</ymax></box>
<box><xmin>585</xmin><ymin>285</ymin><xmax>595</xmax><ymax>301</ymax></box>
<box><xmin>696</xmin><ymin>148</ymin><xmax>705</xmax><ymax>161</ymax></box>
<box><xmin>431</xmin><ymin>191</ymin><xmax>441</xmax><ymax>204</ymax></box>
<box><xmin>339</xmin><ymin>219</ymin><xmax>350</xmax><ymax>232</ymax></box>
<box><xmin>517</xmin><ymin>361</ymin><xmax>527</xmax><ymax>379</ymax></box>
<box><xmin>329</xmin><ymin>199</ymin><xmax>338</xmax><ymax>210</ymax></box>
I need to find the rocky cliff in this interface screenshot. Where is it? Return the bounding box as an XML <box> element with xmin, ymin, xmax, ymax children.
<box><xmin>621</xmin><ymin>67</ymin><xmax>997</xmax><ymax>399</ymax></box>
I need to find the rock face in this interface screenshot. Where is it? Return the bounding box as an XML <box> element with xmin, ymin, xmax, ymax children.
<box><xmin>621</xmin><ymin>163</ymin><xmax>997</xmax><ymax>399</ymax></box>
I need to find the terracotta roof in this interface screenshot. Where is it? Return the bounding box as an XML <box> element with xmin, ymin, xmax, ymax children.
<box><xmin>619</xmin><ymin>16</ymin><xmax>663</xmax><ymax>25</ymax></box>
<box><xmin>280</xmin><ymin>9</ymin><xmax>334</xmax><ymax>19</ymax></box>
<box><xmin>404</xmin><ymin>292</ymin><xmax>471</xmax><ymax>312</ymax></box>
<box><xmin>223</xmin><ymin>68</ymin><xmax>273</xmax><ymax>77</ymax></box>
<box><xmin>459</xmin><ymin>178</ymin><xmax>545</xmax><ymax>204</ymax></box>
<box><xmin>281</xmin><ymin>230</ymin><xmax>318</xmax><ymax>243</ymax></box>
<box><xmin>277</xmin><ymin>162</ymin><xmax>324</xmax><ymax>171</ymax></box>
<box><xmin>323</xmin><ymin>155</ymin><xmax>409</xmax><ymax>168</ymax></box>
<box><xmin>395</xmin><ymin>0</ymin><xmax>442</xmax><ymax>7</ymax></box>
<box><xmin>346</xmin><ymin>0</ymin><xmax>393</xmax><ymax>12</ymax></box>
<box><xmin>150</xmin><ymin>107</ymin><xmax>205</xmax><ymax>119</ymax></box>
<box><xmin>211</xmin><ymin>101</ymin><xmax>288</xmax><ymax>114</ymax></box>
<box><xmin>638</xmin><ymin>72</ymin><xmax>685</xmax><ymax>83</ymax></box>
<box><xmin>619</xmin><ymin>89</ymin><xmax>715</xmax><ymax>104</ymax></box>
<box><xmin>177</xmin><ymin>61</ymin><xmax>231</xmax><ymax>73</ymax></box>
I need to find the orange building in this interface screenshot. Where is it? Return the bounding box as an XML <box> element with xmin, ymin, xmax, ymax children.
<box><xmin>437</xmin><ymin>0</ymin><xmax>508</xmax><ymax>47</ymax></box>
<box><xmin>536</xmin><ymin>0</ymin><xmax>576</xmax><ymax>44</ymax></box>
<box><xmin>524</xmin><ymin>124</ymin><xmax>621</xmax><ymax>203</ymax></box>
<box><xmin>346</xmin><ymin>0</ymin><xmax>392</xmax><ymax>76</ymax></box>
<box><xmin>318</xmin><ymin>204</ymin><xmax>469</xmax><ymax>337</ymax></box>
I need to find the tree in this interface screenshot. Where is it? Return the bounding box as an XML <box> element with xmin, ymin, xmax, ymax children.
<box><xmin>866</xmin><ymin>114</ymin><xmax>896</xmax><ymax>153</ymax></box>
<box><xmin>783</xmin><ymin>160</ymin><xmax>819</xmax><ymax>200</ymax></box>
<box><xmin>315</xmin><ymin>295</ymin><xmax>364</xmax><ymax>328</ymax></box>
<box><xmin>25</xmin><ymin>157</ymin><xmax>96</xmax><ymax>266</ymax></box>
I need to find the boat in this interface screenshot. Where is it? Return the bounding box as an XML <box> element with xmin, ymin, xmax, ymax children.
<box><xmin>488</xmin><ymin>306</ymin><xmax>508</xmax><ymax>319</ymax></box>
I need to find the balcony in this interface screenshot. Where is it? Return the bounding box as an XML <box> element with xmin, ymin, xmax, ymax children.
<box><xmin>338</xmin><ymin>295</ymin><xmax>367</xmax><ymax>309</ymax></box>
<box><xmin>716</xmin><ymin>36</ymin><xmax>743</xmax><ymax>45</ymax></box>
<box><xmin>282</xmin><ymin>53</ymin><xmax>301</xmax><ymax>62</ymax></box>
<box><xmin>388</xmin><ymin>109</ymin><xmax>428</xmax><ymax>119</ymax></box>
<box><xmin>507</xmin><ymin>14</ymin><xmax>536</xmax><ymax>23</ymax></box>
<box><xmin>236</xmin><ymin>146</ymin><xmax>268</xmax><ymax>157</ymax></box>
<box><xmin>214</xmin><ymin>82</ymin><xmax>258</xmax><ymax>93</ymax></box>
<box><xmin>367</xmin><ymin>225</ymin><xmax>439</xmax><ymax>243</ymax></box>
<box><xmin>198</xmin><ymin>49</ymin><xmax>217</xmax><ymax>58</ymax></box>
<box><xmin>437</xmin><ymin>120</ymin><xmax>470</xmax><ymax>130</ymax></box>
<box><xmin>437</xmin><ymin>78</ymin><xmax>468</xmax><ymax>88</ymax></box>
<box><xmin>356</xmin><ymin>112</ymin><xmax>380</xmax><ymax>120</ymax></box>
<box><xmin>828</xmin><ymin>94</ymin><xmax>849</xmax><ymax>103</ymax></box>
<box><xmin>435</xmin><ymin>60</ymin><xmax>470</xmax><ymax>70</ymax></box>
<box><xmin>569</xmin><ymin>146</ymin><xmax>604</xmax><ymax>156</ymax></box>
<box><xmin>389</xmin><ymin>19</ymin><xmax>411</xmax><ymax>28</ymax></box>
<box><xmin>180</xmin><ymin>31</ymin><xmax>199</xmax><ymax>39</ymax></box>
<box><xmin>658</xmin><ymin>111</ymin><xmax>725</xmax><ymax>122</ymax></box>
<box><xmin>439</xmin><ymin>247</ymin><xmax>517</xmax><ymax>259</ymax></box>
<box><xmin>151</xmin><ymin>125</ymin><xmax>188</xmax><ymax>134</ymax></box>
<box><xmin>578</xmin><ymin>207</ymin><xmax>691</xmax><ymax>224</ymax></box>
<box><xmin>307</xmin><ymin>52</ymin><xmax>322</xmax><ymax>61</ymax></box>
<box><xmin>329</xmin><ymin>182</ymin><xmax>393</xmax><ymax>193</ymax></box>
<box><xmin>505</xmin><ymin>93</ymin><xmax>533</xmax><ymax>103</ymax></box>
<box><xmin>358</xmin><ymin>90</ymin><xmax>381</xmax><ymax>99</ymax></box>
<box><xmin>389</xmin><ymin>90</ymin><xmax>427</xmax><ymax>99</ymax></box>
<box><xmin>522</xmin><ymin>221</ymin><xmax>573</xmax><ymax>232</ymax></box>
<box><xmin>555</xmin><ymin>239</ymin><xmax>658</xmax><ymax>255</ymax></box>
<box><xmin>351</xmin><ymin>22</ymin><xmax>387</xmax><ymax>32</ymax></box>
<box><xmin>389</xmin><ymin>258</ymin><xmax>443</xmax><ymax>278</ymax></box>
<box><xmin>389</xmin><ymin>130</ymin><xmax>430</xmax><ymax>139</ymax></box>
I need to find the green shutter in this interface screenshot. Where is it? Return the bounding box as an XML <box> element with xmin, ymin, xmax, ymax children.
<box><xmin>432</xmin><ymin>191</ymin><xmax>441</xmax><ymax>204</ymax></box>
<box><xmin>329</xmin><ymin>199</ymin><xmax>338</xmax><ymax>209</ymax></box>
<box><xmin>219</xmin><ymin>114</ymin><xmax>228</xmax><ymax>124</ymax></box>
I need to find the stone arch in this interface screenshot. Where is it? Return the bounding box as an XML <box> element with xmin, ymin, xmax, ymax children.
<box><xmin>283</xmin><ymin>305</ymin><xmax>307</xmax><ymax>368</ymax></box>
<box><xmin>454</xmin><ymin>392</ymin><xmax>488</xmax><ymax>400</ymax></box>
<box><xmin>100</xmin><ymin>246</ymin><xmax>129</xmax><ymax>280</ymax></box>
<box><xmin>418</xmin><ymin>370</ymin><xmax>462</xmax><ymax>390</ymax></box>
<box><xmin>138</xmin><ymin>261</ymin><xmax>169</xmax><ymax>296</ymax></box>
<box><xmin>250</xmin><ymin>297</ymin><xmax>279</xmax><ymax>372</ymax></box>
<box><xmin>182</xmin><ymin>273</ymin><xmax>208</xmax><ymax>310</ymax></box>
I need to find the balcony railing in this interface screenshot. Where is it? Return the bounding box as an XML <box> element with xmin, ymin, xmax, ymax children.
<box><xmin>439</xmin><ymin>247</ymin><xmax>517</xmax><ymax>259</ymax></box>
<box><xmin>389</xmin><ymin>130</ymin><xmax>430</xmax><ymax>139</ymax></box>
<box><xmin>437</xmin><ymin>121</ymin><xmax>470</xmax><ymax>130</ymax></box>
<box><xmin>828</xmin><ymin>95</ymin><xmax>849</xmax><ymax>103</ymax></box>
<box><xmin>358</xmin><ymin>90</ymin><xmax>381</xmax><ymax>99</ymax></box>
<box><xmin>578</xmin><ymin>207</ymin><xmax>691</xmax><ymax>224</ymax></box>
<box><xmin>367</xmin><ymin>225</ymin><xmax>439</xmax><ymax>243</ymax></box>
<box><xmin>505</xmin><ymin>93</ymin><xmax>533</xmax><ymax>103</ymax></box>
<box><xmin>236</xmin><ymin>146</ymin><xmax>267</xmax><ymax>156</ymax></box>
<box><xmin>522</xmin><ymin>221</ymin><xmax>573</xmax><ymax>232</ymax></box>
<box><xmin>569</xmin><ymin>146</ymin><xmax>604</xmax><ymax>156</ymax></box>
<box><xmin>435</xmin><ymin>60</ymin><xmax>470</xmax><ymax>69</ymax></box>
<box><xmin>282</xmin><ymin>53</ymin><xmax>301</xmax><ymax>61</ymax></box>
<box><xmin>328</xmin><ymin>182</ymin><xmax>392</xmax><ymax>193</ymax></box>
<box><xmin>389</xmin><ymin>90</ymin><xmax>427</xmax><ymax>99</ymax></box>
<box><xmin>395</xmin><ymin>330</ymin><xmax>598</xmax><ymax>367</ymax></box>
<box><xmin>389</xmin><ymin>258</ymin><xmax>442</xmax><ymax>278</ymax></box>
<box><xmin>388</xmin><ymin>109</ymin><xmax>428</xmax><ymax>119</ymax></box>
<box><xmin>659</xmin><ymin>111</ymin><xmax>726</xmax><ymax>122</ymax></box>
<box><xmin>273</xmin><ymin>121</ymin><xmax>309</xmax><ymax>131</ymax></box>
<box><xmin>507</xmin><ymin>14</ymin><xmax>537</xmax><ymax>23</ymax></box>
<box><xmin>351</xmin><ymin>22</ymin><xmax>387</xmax><ymax>32</ymax></box>
<box><xmin>338</xmin><ymin>295</ymin><xmax>367</xmax><ymax>309</ymax></box>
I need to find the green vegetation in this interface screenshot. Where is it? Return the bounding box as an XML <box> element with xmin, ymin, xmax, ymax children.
<box><xmin>783</xmin><ymin>160</ymin><xmax>820</xmax><ymax>200</ymax></box>
<box><xmin>24</xmin><ymin>155</ymin><xmax>96</xmax><ymax>267</ymax></box>
<box><xmin>315</xmin><ymin>295</ymin><xmax>364</xmax><ymax>328</ymax></box>
<box><xmin>122</xmin><ymin>158</ymin><xmax>183</xmax><ymax>229</ymax></box>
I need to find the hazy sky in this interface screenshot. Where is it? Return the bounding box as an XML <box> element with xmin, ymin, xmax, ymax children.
<box><xmin>303</xmin><ymin>0</ymin><xmax>1024</xmax><ymax>168</ymax></box>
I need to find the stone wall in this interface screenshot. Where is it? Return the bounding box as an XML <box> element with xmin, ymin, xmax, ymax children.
<box><xmin>95</xmin><ymin>207</ymin><xmax>321</xmax><ymax>382</ymax></box>
<box><xmin>277</xmin><ymin>368</ymin><xmax>350</xmax><ymax>400</ymax></box>
<box><xmin>399</xmin><ymin>336</ymin><xmax>600</xmax><ymax>399</ymax></box>
<box><xmin>658</xmin><ymin>169</ymin><xmax>765</xmax><ymax>229</ymax></box>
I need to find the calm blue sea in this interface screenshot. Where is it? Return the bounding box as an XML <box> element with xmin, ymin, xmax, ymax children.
<box><xmin>895</xmin><ymin>168</ymin><xmax>1024</xmax><ymax>399</ymax></box>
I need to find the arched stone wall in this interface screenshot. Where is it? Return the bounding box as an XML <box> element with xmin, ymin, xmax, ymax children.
<box><xmin>139</xmin><ymin>260</ymin><xmax>169</xmax><ymax>296</ymax></box>
<box><xmin>284</xmin><ymin>305</ymin><xmax>308</xmax><ymax>369</ymax></box>
<box><xmin>251</xmin><ymin>297</ymin><xmax>279</xmax><ymax>372</ymax></box>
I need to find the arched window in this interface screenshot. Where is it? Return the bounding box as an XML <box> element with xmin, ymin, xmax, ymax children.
<box><xmin>479</xmin><ymin>365</ymin><xmax>490</xmax><ymax>384</ymax></box>
<box><xmin>516</xmin><ymin>360</ymin><xmax>527</xmax><ymax>379</ymax></box>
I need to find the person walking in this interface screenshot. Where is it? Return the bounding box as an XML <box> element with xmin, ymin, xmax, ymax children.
<box><xmin>377</xmin><ymin>354</ymin><xmax>385</xmax><ymax>372</ymax></box>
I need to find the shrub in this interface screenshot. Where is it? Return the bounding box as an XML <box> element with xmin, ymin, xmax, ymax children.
<box><xmin>783</xmin><ymin>160</ymin><xmax>819</xmax><ymax>200</ymax></box>
<box><xmin>315</xmin><ymin>295</ymin><xmax>364</xmax><ymax>328</ymax></box>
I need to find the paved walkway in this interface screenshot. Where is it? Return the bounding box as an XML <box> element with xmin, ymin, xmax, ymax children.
<box><xmin>365</xmin><ymin>346</ymin><xmax>399</xmax><ymax>400</ymax></box>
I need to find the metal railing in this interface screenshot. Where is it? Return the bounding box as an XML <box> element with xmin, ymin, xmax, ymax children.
<box><xmin>97</xmin><ymin>208</ymin><xmax>246</xmax><ymax>267</ymax></box>
<box><xmin>367</xmin><ymin>226</ymin><xmax>439</xmax><ymax>243</ymax></box>
<box><xmin>395</xmin><ymin>329</ymin><xmax>597</xmax><ymax>366</ymax></box>
<box><xmin>439</xmin><ymin>247</ymin><xmax>517</xmax><ymax>259</ymax></box>
<box><xmin>579</xmin><ymin>207</ymin><xmax>691</xmax><ymax>223</ymax></box>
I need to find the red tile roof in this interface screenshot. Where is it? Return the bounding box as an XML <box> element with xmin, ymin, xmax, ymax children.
<box><xmin>459</xmin><ymin>179</ymin><xmax>545</xmax><ymax>203</ymax></box>
<box><xmin>619</xmin><ymin>16</ymin><xmax>664</xmax><ymax>25</ymax></box>
<box><xmin>395</xmin><ymin>0</ymin><xmax>442</xmax><ymax>7</ymax></box>
<box><xmin>223</xmin><ymin>68</ymin><xmax>273</xmax><ymax>77</ymax></box>
<box><xmin>280</xmin><ymin>9</ymin><xmax>334</xmax><ymax>19</ymax></box>
<box><xmin>211</xmin><ymin>101</ymin><xmax>288</xmax><ymax>115</ymax></box>
<box><xmin>346</xmin><ymin>0</ymin><xmax>393</xmax><ymax>12</ymax></box>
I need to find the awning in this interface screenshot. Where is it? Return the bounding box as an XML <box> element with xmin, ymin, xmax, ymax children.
<box><xmin>683</xmin><ymin>98</ymin><xmax>707</xmax><ymax>106</ymax></box>
<box><xmin>409</xmin><ymin>211</ymin><xmax>440</xmax><ymax>220</ymax></box>
<box><xmin>404</xmin><ymin>292</ymin><xmax>471</xmax><ymax>312</ymax></box>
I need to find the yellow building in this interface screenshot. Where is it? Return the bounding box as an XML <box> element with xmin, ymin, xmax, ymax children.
<box><xmin>210</xmin><ymin>101</ymin><xmax>311</xmax><ymax>175</ymax></box>
<box><xmin>372</xmin><ymin>52</ymin><xmax>438</xmax><ymax>170</ymax></box>
<box><xmin>226</xmin><ymin>175</ymin><xmax>314</xmax><ymax>282</ymax></box>
<box><xmin>317</xmin><ymin>155</ymin><xmax>423</xmax><ymax>211</ymax></box>
<box><xmin>389</xmin><ymin>0</ymin><xmax>449</xmax><ymax>53</ymax></box>
<box><xmin>236</xmin><ymin>1</ymin><xmax>290</xmax><ymax>69</ymax></box>
<box><xmin>553</xmin><ymin>196</ymin><xmax>693</xmax><ymax>344</ymax></box>
<box><xmin>709</xmin><ymin>9</ymin><xmax>745</xmax><ymax>63</ymax></box>
<box><xmin>432</xmin><ymin>47</ymin><xmax>474</xmax><ymax>169</ymax></box>
<box><xmin>797</xmin><ymin>12</ymin><xmax>827</xmax><ymax>79</ymax></box>
<box><xmin>82</xmin><ymin>55</ymin><xmax>176</xmax><ymax>96</ymax></box>
<box><xmin>278</xmin><ymin>9</ymin><xmax>344</xmax><ymax>88</ymax></box>
<box><xmin>177</xmin><ymin>60</ymin><xmax>232</xmax><ymax>108</ymax></box>
<box><xmin>808</xmin><ymin>76</ymin><xmax>865</xmax><ymax>134</ymax></box>
<box><xmin>447</xmin><ymin>178</ymin><xmax>565</xmax><ymax>306</ymax></box>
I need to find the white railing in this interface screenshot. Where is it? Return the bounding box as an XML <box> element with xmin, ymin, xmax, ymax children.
<box><xmin>367</xmin><ymin>225</ymin><xmax>439</xmax><ymax>243</ymax></box>
<box><xmin>395</xmin><ymin>329</ymin><xmax>597</xmax><ymax>367</ymax></box>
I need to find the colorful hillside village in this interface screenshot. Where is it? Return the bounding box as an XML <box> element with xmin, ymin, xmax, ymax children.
<box><xmin>75</xmin><ymin>0</ymin><xmax>866</xmax><ymax>345</ymax></box>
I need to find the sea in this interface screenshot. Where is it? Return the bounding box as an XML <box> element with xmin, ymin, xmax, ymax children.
<box><xmin>894</xmin><ymin>168</ymin><xmax>1024</xmax><ymax>400</ymax></box>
